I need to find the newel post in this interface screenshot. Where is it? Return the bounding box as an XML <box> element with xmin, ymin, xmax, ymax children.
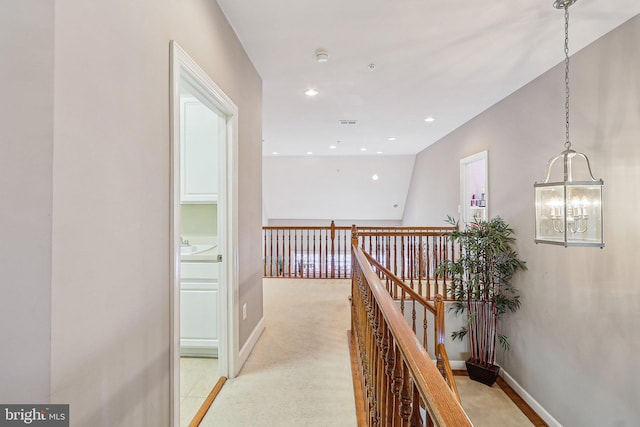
<box><xmin>351</xmin><ymin>224</ymin><xmax>359</xmax><ymax>247</ymax></box>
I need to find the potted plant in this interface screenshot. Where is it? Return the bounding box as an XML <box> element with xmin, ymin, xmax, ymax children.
<box><xmin>439</xmin><ymin>215</ymin><xmax>526</xmax><ymax>386</ymax></box>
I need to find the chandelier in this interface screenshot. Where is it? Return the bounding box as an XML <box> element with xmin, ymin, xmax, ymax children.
<box><xmin>534</xmin><ymin>0</ymin><xmax>604</xmax><ymax>248</ymax></box>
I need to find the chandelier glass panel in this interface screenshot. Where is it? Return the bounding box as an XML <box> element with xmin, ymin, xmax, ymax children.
<box><xmin>534</xmin><ymin>0</ymin><xmax>604</xmax><ymax>248</ymax></box>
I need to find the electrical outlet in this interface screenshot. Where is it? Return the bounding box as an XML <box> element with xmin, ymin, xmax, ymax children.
<box><xmin>242</xmin><ymin>303</ymin><xmax>247</xmax><ymax>320</ymax></box>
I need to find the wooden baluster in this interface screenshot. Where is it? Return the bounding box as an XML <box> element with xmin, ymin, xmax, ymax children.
<box><xmin>300</xmin><ymin>228</ymin><xmax>304</xmax><ymax>278</ymax></box>
<box><xmin>278</xmin><ymin>229</ymin><xmax>282</xmax><ymax>277</ymax></box>
<box><xmin>410</xmin><ymin>382</ymin><xmax>424</xmax><ymax>427</ymax></box>
<box><xmin>327</xmin><ymin>227</ymin><xmax>331</xmax><ymax>278</ymax></box>
<box><xmin>439</xmin><ymin>234</ymin><xmax>445</xmax><ymax>296</ymax></box>
<box><xmin>367</xmin><ymin>291</ymin><xmax>375</xmax><ymax>426</ymax></box>
<box><xmin>405</xmin><ymin>235</ymin><xmax>409</xmax><ymax>282</ymax></box>
<box><xmin>409</xmin><ymin>234</ymin><xmax>414</xmax><ymax>287</ymax></box>
<box><xmin>273</xmin><ymin>229</ymin><xmax>277</xmax><ymax>277</ymax></box>
<box><xmin>423</xmin><ymin>305</ymin><xmax>428</xmax><ymax>352</ymax></box>
<box><xmin>293</xmin><ymin>229</ymin><xmax>298</xmax><ymax>277</ymax></box>
<box><xmin>425</xmin><ymin>234</ymin><xmax>431</xmax><ymax>300</ymax></box>
<box><xmin>435</xmin><ymin>294</ymin><xmax>445</xmax><ymax>377</ymax></box>
<box><xmin>433</xmin><ymin>236</ymin><xmax>439</xmax><ymax>298</ymax></box>
<box><xmin>338</xmin><ymin>229</ymin><xmax>343</xmax><ymax>279</ymax></box>
<box><xmin>366</xmin><ymin>287</ymin><xmax>375</xmax><ymax>425</ymax></box>
<box><xmin>287</xmin><ymin>229</ymin><xmax>291</xmax><ymax>277</ymax></box>
<box><xmin>376</xmin><ymin>307</ymin><xmax>385</xmax><ymax>427</ymax></box>
<box><xmin>452</xmin><ymin>236</ymin><xmax>460</xmax><ymax>300</ymax></box>
<box><xmin>263</xmin><ymin>228</ymin><xmax>267</xmax><ymax>277</ymax></box>
<box><xmin>359</xmin><ymin>271</ymin><xmax>369</xmax><ymax>418</ymax></box>
<box><xmin>412</xmin><ymin>298</ymin><xmax>417</xmax><ymax>336</ymax></box>
<box><xmin>418</xmin><ymin>235</ymin><xmax>424</xmax><ymax>298</ymax></box>
<box><xmin>400</xmin><ymin>235</ymin><xmax>405</xmax><ymax>281</ymax></box>
<box><xmin>392</xmin><ymin>345</ymin><xmax>403</xmax><ymax>426</ymax></box>
<box><xmin>338</xmin><ymin>231</ymin><xmax>344</xmax><ymax>278</ymax></box>
<box><xmin>268</xmin><ymin>228</ymin><xmax>272</xmax><ymax>277</ymax></box>
<box><xmin>302</xmin><ymin>228</ymin><xmax>307</xmax><ymax>278</ymax></box>
<box><xmin>312</xmin><ymin>229</ymin><xmax>317</xmax><ymax>278</ymax></box>
<box><xmin>400</xmin><ymin>361</ymin><xmax>412</xmax><ymax>426</ymax></box>
<box><xmin>393</xmin><ymin>235</ymin><xmax>398</xmax><ymax>278</ymax></box>
<box><xmin>323</xmin><ymin>227</ymin><xmax>327</xmax><ymax>278</ymax></box>
<box><xmin>379</xmin><ymin>322</ymin><xmax>389</xmax><ymax>426</ymax></box>
<box><xmin>372</xmin><ymin>305</ymin><xmax>381</xmax><ymax>426</ymax></box>
<box><xmin>384</xmin><ymin>332</ymin><xmax>395</xmax><ymax>427</ymax></box>
<box><xmin>344</xmin><ymin>230</ymin><xmax>349</xmax><ymax>278</ymax></box>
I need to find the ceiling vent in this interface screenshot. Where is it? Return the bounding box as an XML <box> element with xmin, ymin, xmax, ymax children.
<box><xmin>338</xmin><ymin>120</ymin><xmax>358</xmax><ymax>125</ymax></box>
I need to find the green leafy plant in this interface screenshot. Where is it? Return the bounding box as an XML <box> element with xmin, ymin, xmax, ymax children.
<box><xmin>439</xmin><ymin>215</ymin><xmax>527</xmax><ymax>368</ymax></box>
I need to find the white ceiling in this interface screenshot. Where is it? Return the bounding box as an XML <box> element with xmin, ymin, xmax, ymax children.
<box><xmin>217</xmin><ymin>0</ymin><xmax>640</xmax><ymax>221</ymax></box>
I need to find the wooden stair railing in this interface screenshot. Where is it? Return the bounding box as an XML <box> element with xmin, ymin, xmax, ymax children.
<box><xmin>263</xmin><ymin>222</ymin><xmax>352</xmax><ymax>278</ymax></box>
<box><xmin>351</xmin><ymin>243</ymin><xmax>472</xmax><ymax>426</ymax></box>
<box><xmin>354</xmin><ymin>227</ymin><xmax>458</xmax><ymax>301</ymax></box>
<box><xmin>361</xmin><ymin>249</ymin><xmax>461</xmax><ymax>404</ymax></box>
<box><xmin>262</xmin><ymin>222</ymin><xmax>458</xmax><ymax>294</ymax></box>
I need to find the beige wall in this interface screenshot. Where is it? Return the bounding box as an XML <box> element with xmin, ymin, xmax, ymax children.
<box><xmin>0</xmin><ymin>0</ymin><xmax>263</xmax><ymax>425</ymax></box>
<box><xmin>0</xmin><ymin>0</ymin><xmax>54</xmax><ymax>403</ymax></box>
<box><xmin>404</xmin><ymin>14</ymin><xmax>640</xmax><ymax>426</ymax></box>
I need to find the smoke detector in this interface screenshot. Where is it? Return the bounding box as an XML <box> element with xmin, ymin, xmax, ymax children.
<box><xmin>314</xmin><ymin>48</ymin><xmax>329</xmax><ymax>63</ymax></box>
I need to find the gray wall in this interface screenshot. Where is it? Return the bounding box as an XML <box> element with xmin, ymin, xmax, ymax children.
<box><xmin>0</xmin><ymin>0</ymin><xmax>54</xmax><ymax>403</ymax></box>
<box><xmin>403</xmin><ymin>14</ymin><xmax>640</xmax><ymax>427</ymax></box>
<box><xmin>0</xmin><ymin>0</ymin><xmax>262</xmax><ymax>425</ymax></box>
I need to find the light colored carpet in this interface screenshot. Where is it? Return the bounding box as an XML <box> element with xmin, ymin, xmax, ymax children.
<box><xmin>456</xmin><ymin>376</ymin><xmax>535</xmax><ymax>427</ymax></box>
<box><xmin>200</xmin><ymin>278</ymin><xmax>536</xmax><ymax>427</ymax></box>
<box><xmin>201</xmin><ymin>278</ymin><xmax>357</xmax><ymax>427</ymax></box>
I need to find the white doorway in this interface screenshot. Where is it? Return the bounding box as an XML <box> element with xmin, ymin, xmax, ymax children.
<box><xmin>170</xmin><ymin>41</ymin><xmax>239</xmax><ymax>427</ymax></box>
<box><xmin>460</xmin><ymin>150</ymin><xmax>488</xmax><ymax>225</ymax></box>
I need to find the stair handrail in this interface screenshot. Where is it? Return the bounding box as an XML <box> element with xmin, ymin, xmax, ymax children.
<box><xmin>351</xmin><ymin>243</ymin><xmax>471</xmax><ymax>426</ymax></box>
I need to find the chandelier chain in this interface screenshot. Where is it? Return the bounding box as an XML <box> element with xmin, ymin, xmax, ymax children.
<box><xmin>564</xmin><ymin>4</ymin><xmax>571</xmax><ymax>150</ymax></box>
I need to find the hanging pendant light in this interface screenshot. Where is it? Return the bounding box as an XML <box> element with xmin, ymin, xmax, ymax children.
<box><xmin>534</xmin><ymin>0</ymin><xmax>604</xmax><ymax>248</ymax></box>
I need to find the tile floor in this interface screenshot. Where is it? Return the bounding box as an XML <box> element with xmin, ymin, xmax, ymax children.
<box><xmin>180</xmin><ymin>357</ymin><xmax>219</xmax><ymax>427</ymax></box>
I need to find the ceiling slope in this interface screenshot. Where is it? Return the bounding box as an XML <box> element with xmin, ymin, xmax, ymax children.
<box><xmin>217</xmin><ymin>1</ymin><xmax>640</xmax><ymax>221</ymax></box>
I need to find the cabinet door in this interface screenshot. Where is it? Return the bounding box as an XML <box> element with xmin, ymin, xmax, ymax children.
<box><xmin>180</xmin><ymin>281</ymin><xmax>218</xmax><ymax>356</ymax></box>
<box><xmin>180</xmin><ymin>97</ymin><xmax>223</xmax><ymax>203</ymax></box>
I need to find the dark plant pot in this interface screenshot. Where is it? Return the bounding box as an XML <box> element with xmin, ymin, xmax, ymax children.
<box><xmin>465</xmin><ymin>359</ymin><xmax>500</xmax><ymax>387</ymax></box>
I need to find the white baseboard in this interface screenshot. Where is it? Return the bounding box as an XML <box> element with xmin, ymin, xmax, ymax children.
<box><xmin>449</xmin><ymin>359</ymin><xmax>467</xmax><ymax>370</ymax></box>
<box><xmin>237</xmin><ymin>317</ymin><xmax>266</xmax><ymax>372</ymax></box>
<box><xmin>499</xmin><ymin>368</ymin><xmax>562</xmax><ymax>427</ymax></box>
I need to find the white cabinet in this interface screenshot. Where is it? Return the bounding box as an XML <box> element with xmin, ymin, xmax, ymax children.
<box><xmin>180</xmin><ymin>261</ymin><xmax>219</xmax><ymax>357</ymax></box>
<box><xmin>180</xmin><ymin>96</ymin><xmax>223</xmax><ymax>203</ymax></box>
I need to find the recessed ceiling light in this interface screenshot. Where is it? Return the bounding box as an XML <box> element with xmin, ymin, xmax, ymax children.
<box><xmin>387</xmin><ymin>137</ymin><xmax>396</xmax><ymax>141</ymax></box>
<box><xmin>360</xmin><ymin>147</ymin><xmax>367</xmax><ymax>152</ymax></box>
<box><xmin>272</xmin><ymin>152</ymin><xmax>279</xmax><ymax>155</ymax></box>
<box><xmin>307</xmin><ymin>151</ymin><xmax>313</xmax><ymax>155</ymax></box>
<box><xmin>377</xmin><ymin>151</ymin><xmax>383</xmax><ymax>154</ymax></box>
<box><xmin>372</xmin><ymin>174</ymin><xmax>379</xmax><ymax>181</ymax></box>
<box><xmin>305</xmin><ymin>88</ymin><xmax>319</xmax><ymax>97</ymax></box>
<box><xmin>424</xmin><ymin>116</ymin><xmax>435</xmax><ymax>123</ymax></box>
<box><xmin>329</xmin><ymin>145</ymin><xmax>337</xmax><ymax>149</ymax></box>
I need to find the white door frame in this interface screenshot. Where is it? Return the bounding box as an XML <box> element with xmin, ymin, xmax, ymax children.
<box><xmin>459</xmin><ymin>150</ymin><xmax>488</xmax><ymax>224</ymax></box>
<box><xmin>169</xmin><ymin>41</ymin><xmax>240</xmax><ymax>427</ymax></box>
